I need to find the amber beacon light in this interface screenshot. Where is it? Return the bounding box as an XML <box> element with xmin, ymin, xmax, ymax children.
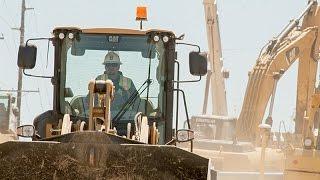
<box><xmin>136</xmin><ymin>6</ymin><xmax>147</xmax><ymax>30</ymax></box>
<box><xmin>136</xmin><ymin>6</ymin><xmax>147</xmax><ymax>20</ymax></box>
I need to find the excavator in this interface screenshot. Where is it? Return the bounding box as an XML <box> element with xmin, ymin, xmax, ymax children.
<box><xmin>188</xmin><ymin>0</ymin><xmax>320</xmax><ymax>179</ymax></box>
<box><xmin>234</xmin><ymin>0</ymin><xmax>320</xmax><ymax>178</ymax></box>
<box><xmin>0</xmin><ymin>8</ymin><xmax>216</xmax><ymax>179</ymax></box>
<box><xmin>189</xmin><ymin>0</ymin><xmax>238</xmax><ymax>152</ymax></box>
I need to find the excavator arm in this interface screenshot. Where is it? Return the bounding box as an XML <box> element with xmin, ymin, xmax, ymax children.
<box><xmin>236</xmin><ymin>1</ymin><xmax>320</xmax><ymax>141</ymax></box>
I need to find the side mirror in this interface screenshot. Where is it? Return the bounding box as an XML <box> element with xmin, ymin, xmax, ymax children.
<box><xmin>16</xmin><ymin>125</ymin><xmax>35</xmax><ymax>138</ymax></box>
<box><xmin>189</xmin><ymin>51</ymin><xmax>207</xmax><ymax>76</ymax></box>
<box><xmin>17</xmin><ymin>44</ymin><xmax>37</xmax><ymax>69</ymax></box>
<box><xmin>65</xmin><ymin>87</ymin><xmax>74</xmax><ymax>98</ymax></box>
<box><xmin>176</xmin><ymin>129</ymin><xmax>194</xmax><ymax>142</ymax></box>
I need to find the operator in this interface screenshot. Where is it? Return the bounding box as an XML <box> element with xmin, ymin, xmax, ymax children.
<box><xmin>95</xmin><ymin>51</ymin><xmax>139</xmax><ymax>116</ymax></box>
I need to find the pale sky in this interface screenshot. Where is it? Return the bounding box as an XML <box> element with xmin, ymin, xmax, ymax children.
<box><xmin>0</xmin><ymin>0</ymin><xmax>310</xmax><ymax>132</ymax></box>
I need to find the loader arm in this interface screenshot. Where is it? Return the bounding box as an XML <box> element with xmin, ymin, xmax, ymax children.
<box><xmin>236</xmin><ymin>27</ymin><xmax>319</xmax><ymax>141</ymax></box>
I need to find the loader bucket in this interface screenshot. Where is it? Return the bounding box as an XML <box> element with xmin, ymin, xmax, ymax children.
<box><xmin>0</xmin><ymin>132</ymin><xmax>214</xmax><ymax>179</ymax></box>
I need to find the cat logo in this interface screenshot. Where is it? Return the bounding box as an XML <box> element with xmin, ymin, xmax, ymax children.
<box><xmin>285</xmin><ymin>47</ymin><xmax>299</xmax><ymax>65</ymax></box>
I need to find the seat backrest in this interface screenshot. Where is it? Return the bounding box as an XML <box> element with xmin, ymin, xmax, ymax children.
<box><xmin>137</xmin><ymin>98</ymin><xmax>154</xmax><ymax>115</ymax></box>
<box><xmin>70</xmin><ymin>95</ymin><xmax>88</xmax><ymax>117</ymax></box>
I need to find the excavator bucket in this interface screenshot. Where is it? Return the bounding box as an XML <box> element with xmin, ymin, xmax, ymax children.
<box><xmin>0</xmin><ymin>132</ymin><xmax>214</xmax><ymax>179</ymax></box>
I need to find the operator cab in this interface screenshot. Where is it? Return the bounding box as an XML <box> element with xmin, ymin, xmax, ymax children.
<box><xmin>60</xmin><ymin>28</ymin><xmax>169</xmax><ymax>138</ymax></box>
<box><xmin>0</xmin><ymin>96</ymin><xmax>9</xmax><ymax>133</ymax></box>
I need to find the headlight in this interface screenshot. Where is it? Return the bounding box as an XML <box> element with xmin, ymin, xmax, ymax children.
<box><xmin>68</xmin><ymin>33</ymin><xmax>74</xmax><ymax>39</ymax></box>
<box><xmin>153</xmin><ymin>35</ymin><xmax>160</xmax><ymax>42</ymax></box>
<box><xmin>59</xmin><ymin>33</ymin><xmax>65</xmax><ymax>39</ymax></box>
<box><xmin>162</xmin><ymin>36</ymin><xmax>169</xmax><ymax>43</ymax></box>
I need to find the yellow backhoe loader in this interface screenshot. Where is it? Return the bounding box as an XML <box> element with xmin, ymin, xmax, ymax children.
<box><xmin>0</xmin><ymin>9</ymin><xmax>216</xmax><ymax>179</ymax></box>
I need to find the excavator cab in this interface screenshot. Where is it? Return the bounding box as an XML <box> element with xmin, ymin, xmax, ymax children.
<box><xmin>0</xmin><ymin>94</ymin><xmax>18</xmax><ymax>143</ymax></box>
<box><xmin>0</xmin><ymin>95</ymin><xmax>10</xmax><ymax>133</ymax></box>
<box><xmin>0</xmin><ymin>27</ymin><xmax>214</xmax><ymax>179</ymax></box>
<box><xmin>0</xmin><ymin>94</ymin><xmax>17</xmax><ymax>133</ymax></box>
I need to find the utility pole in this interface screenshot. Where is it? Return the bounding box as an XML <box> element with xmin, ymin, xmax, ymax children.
<box><xmin>13</xmin><ymin>0</ymin><xmax>33</xmax><ymax>126</ymax></box>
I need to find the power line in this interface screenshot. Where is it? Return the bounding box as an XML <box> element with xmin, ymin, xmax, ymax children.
<box><xmin>1</xmin><ymin>36</ymin><xmax>15</xmax><ymax>62</ymax></box>
<box><xmin>0</xmin><ymin>15</ymin><xmax>12</xmax><ymax>29</ymax></box>
<box><xmin>2</xmin><ymin>0</ymin><xmax>19</xmax><ymax>50</ymax></box>
<box><xmin>28</xmin><ymin>7</ymin><xmax>51</xmax><ymax>108</ymax></box>
<box><xmin>0</xmin><ymin>89</ymin><xmax>39</xmax><ymax>93</ymax></box>
<box><xmin>2</xmin><ymin>0</ymin><xmax>16</xmax><ymax>26</ymax></box>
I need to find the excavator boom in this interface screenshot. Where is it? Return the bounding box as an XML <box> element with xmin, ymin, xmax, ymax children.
<box><xmin>236</xmin><ymin>1</ymin><xmax>320</xmax><ymax>141</ymax></box>
<box><xmin>203</xmin><ymin>0</ymin><xmax>228</xmax><ymax>116</ymax></box>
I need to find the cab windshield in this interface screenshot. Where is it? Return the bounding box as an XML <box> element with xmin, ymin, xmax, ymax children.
<box><xmin>60</xmin><ymin>33</ymin><xmax>166</xmax><ymax>124</ymax></box>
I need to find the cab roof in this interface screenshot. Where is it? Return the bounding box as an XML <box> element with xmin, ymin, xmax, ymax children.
<box><xmin>53</xmin><ymin>27</ymin><xmax>175</xmax><ymax>36</ymax></box>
